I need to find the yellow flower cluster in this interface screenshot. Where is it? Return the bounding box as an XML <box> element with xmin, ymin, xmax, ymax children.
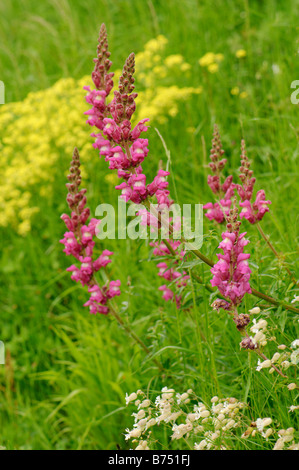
<box><xmin>133</xmin><ymin>35</ymin><xmax>202</xmax><ymax>123</ymax></box>
<box><xmin>230</xmin><ymin>87</ymin><xmax>248</xmax><ymax>99</ymax></box>
<box><xmin>0</xmin><ymin>77</ymin><xmax>90</xmax><ymax>235</ymax></box>
<box><xmin>0</xmin><ymin>36</ymin><xmax>201</xmax><ymax>234</ymax></box>
<box><xmin>199</xmin><ymin>52</ymin><xmax>224</xmax><ymax>73</ymax></box>
<box><xmin>235</xmin><ymin>49</ymin><xmax>247</xmax><ymax>59</ymax></box>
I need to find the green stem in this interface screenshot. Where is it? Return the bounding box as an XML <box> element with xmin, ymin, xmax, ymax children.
<box><xmin>256</xmin><ymin>223</ymin><xmax>298</xmax><ymax>286</ymax></box>
<box><xmin>256</xmin><ymin>350</ymin><xmax>287</xmax><ymax>379</ymax></box>
<box><xmin>110</xmin><ymin>307</ymin><xmax>164</xmax><ymax>372</ymax></box>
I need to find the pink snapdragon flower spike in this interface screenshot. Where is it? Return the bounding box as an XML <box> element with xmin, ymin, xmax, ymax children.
<box><xmin>83</xmin><ymin>23</ymin><xmax>114</xmax><ymax>129</ymax></box>
<box><xmin>84</xmin><ymin>26</ymin><xmax>190</xmax><ymax>308</ymax></box>
<box><xmin>210</xmin><ymin>203</ymin><xmax>251</xmax><ymax>307</ymax></box>
<box><xmin>204</xmin><ymin>125</ymin><xmax>234</xmax><ymax>224</ymax></box>
<box><xmin>84</xmin><ymin>35</ymin><xmax>172</xmax><ymax>215</ymax></box>
<box><xmin>60</xmin><ymin>148</ymin><xmax>121</xmax><ymax>315</ymax></box>
<box><xmin>236</xmin><ymin>140</ymin><xmax>271</xmax><ymax>224</ymax></box>
<box><xmin>235</xmin><ymin>139</ymin><xmax>256</xmax><ymax>202</ymax></box>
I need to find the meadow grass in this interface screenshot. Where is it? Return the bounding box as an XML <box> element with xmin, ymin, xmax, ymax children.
<box><xmin>0</xmin><ymin>0</ymin><xmax>298</xmax><ymax>449</ymax></box>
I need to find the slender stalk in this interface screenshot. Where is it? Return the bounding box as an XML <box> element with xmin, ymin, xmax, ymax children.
<box><xmin>71</xmin><ymin>169</ymin><xmax>164</xmax><ymax>371</ymax></box>
<box><xmin>110</xmin><ymin>306</ymin><xmax>164</xmax><ymax>372</ymax></box>
<box><xmin>256</xmin><ymin>223</ymin><xmax>298</xmax><ymax>286</ymax></box>
<box><xmin>250</xmin><ymin>287</ymin><xmax>299</xmax><ymax>314</ymax></box>
<box><xmin>256</xmin><ymin>351</ymin><xmax>287</xmax><ymax>379</ymax></box>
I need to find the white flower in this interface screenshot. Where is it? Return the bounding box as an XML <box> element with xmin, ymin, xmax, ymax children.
<box><xmin>194</xmin><ymin>439</ymin><xmax>207</xmax><ymax>450</ymax></box>
<box><xmin>291</xmin><ymin>295</ymin><xmax>299</xmax><ymax>304</ymax></box>
<box><xmin>256</xmin><ymin>359</ymin><xmax>271</xmax><ymax>371</ymax></box>
<box><xmin>161</xmin><ymin>387</ymin><xmax>175</xmax><ymax>400</ymax></box>
<box><xmin>290</xmin><ymin>349</ymin><xmax>299</xmax><ymax>365</ymax></box>
<box><xmin>176</xmin><ymin>392</ymin><xmax>189</xmax><ymax>404</ymax></box>
<box><xmin>154</xmin><ymin>395</ymin><xmax>161</xmax><ymax>406</ymax></box>
<box><xmin>287</xmin><ymin>383</ymin><xmax>297</xmax><ymax>391</ymax></box>
<box><xmin>248</xmin><ymin>307</ymin><xmax>261</xmax><ymax>314</ymax></box>
<box><xmin>132</xmin><ymin>409</ymin><xmax>146</xmax><ymax>420</ymax></box>
<box><xmin>125</xmin><ymin>427</ymin><xmax>142</xmax><ymax>440</ymax></box>
<box><xmin>271</xmin><ymin>352</ymin><xmax>280</xmax><ymax>363</ymax></box>
<box><xmin>125</xmin><ymin>392</ymin><xmax>137</xmax><ymax>405</ymax></box>
<box><xmin>138</xmin><ymin>399</ymin><xmax>151</xmax><ymax>409</ymax></box>
<box><xmin>211</xmin><ymin>396</ymin><xmax>219</xmax><ymax>403</ymax></box>
<box><xmin>256</xmin><ymin>417</ymin><xmax>272</xmax><ymax>437</ymax></box>
<box><xmin>272</xmin><ymin>64</ymin><xmax>281</xmax><ymax>75</ymax></box>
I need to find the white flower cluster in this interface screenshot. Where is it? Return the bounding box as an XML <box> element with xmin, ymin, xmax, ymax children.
<box><xmin>242</xmin><ymin>418</ymin><xmax>299</xmax><ymax>450</ymax></box>
<box><xmin>273</xmin><ymin>428</ymin><xmax>298</xmax><ymax>450</ymax></box>
<box><xmin>243</xmin><ymin>418</ymin><xmax>298</xmax><ymax>450</ymax></box>
<box><xmin>246</xmin><ymin>314</ymin><xmax>299</xmax><ymax>381</ymax></box>
<box><xmin>250</xmin><ymin>318</ymin><xmax>268</xmax><ymax>348</ymax></box>
<box><xmin>124</xmin><ymin>387</ymin><xmax>249</xmax><ymax>450</ymax></box>
<box><xmin>123</xmin><ymin>387</ymin><xmax>298</xmax><ymax>450</ymax></box>
<box><xmin>254</xmin><ymin>335</ymin><xmax>299</xmax><ymax>381</ymax></box>
<box><xmin>193</xmin><ymin>396</ymin><xmax>247</xmax><ymax>450</ymax></box>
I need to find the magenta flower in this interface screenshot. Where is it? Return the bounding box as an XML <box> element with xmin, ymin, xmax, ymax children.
<box><xmin>107</xmin><ymin>280</ymin><xmax>122</xmax><ymax>298</ymax></box>
<box><xmin>234</xmin><ymin>141</ymin><xmax>271</xmax><ymax>224</ymax></box>
<box><xmin>159</xmin><ymin>285</ymin><xmax>174</xmax><ymax>301</ymax></box>
<box><xmin>239</xmin><ymin>190</ymin><xmax>271</xmax><ymax>224</ymax></box>
<box><xmin>93</xmin><ymin>249</ymin><xmax>114</xmax><ymax>270</ymax></box>
<box><xmin>211</xmin><ymin>230</ymin><xmax>251</xmax><ymax>305</ymax></box>
<box><xmin>60</xmin><ymin>148</ymin><xmax>121</xmax><ymax>315</ymax></box>
<box><xmin>203</xmin><ymin>199</ymin><xmax>231</xmax><ymax>224</ymax></box>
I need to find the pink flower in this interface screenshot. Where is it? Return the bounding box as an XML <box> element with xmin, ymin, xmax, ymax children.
<box><xmin>86</xmin><ymin>285</ymin><xmax>106</xmax><ymax>304</ymax></box>
<box><xmin>84</xmin><ymin>285</ymin><xmax>110</xmax><ymax>314</ymax></box>
<box><xmin>93</xmin><ymin>250</ymin><xmax>114</xmax><ymax>271</ymax></box>
<box><xmin>66</xmin><ymin>256</ymin><xmax>93</xmax><ymax>286</ymax></box>
<box><xmin>83</xmin><ymin>87</ymin><xmax>107</xmax><ymax>130</ymax></box>
<box><xmin>138</xmin><ymin>207</ymin><xmax>160</xmax><ymax>229</ymax></box>
<box><xmin>159</xmin><ymin>285</ymin><xmax>174</xmax><ymax>301</ymax></box>
<box><xmin>204</xmin><ymin>199</ymin><xmax>231</xmax><ymax>224</ymax></box>
<box><xmin>253</xmin><ymin>190</ymin><xmax>271</xmax><ymax>220</ymax></box>
<box><xmin>222</xmin><ymin>176</ymin><xmax>234</xmax><ymax>196</ymax></box>
<box><xmin>207</xmin><ymin>175</ymin><xmax>221</xmax><ymax>194</ymax></box>
<box><xmin>92</xmin><ymin>134</ymin><xmax>112</xmax><ymax>157</ymax></box>
<box><xmin>115</xmin><ymin>174</ymin><xmax>148</xmax><ymax>204</ymax></box>
<box><xmin>102</xmin><ymin>118</ymin><xmax>122</xmax><ymax>142</ymax></box>
<box><xmin>131</xmin><ymin>119</ymin><xmax>150</xmax><ymax>140</ymax></box>
<box><xmin>240</xmin><ymin>190</ymin><xmax>271</xmax><ymax>224</ymax></box>
<box><xmin>60</xmin><ymin>231</ymin><xmax>82</xmax><ymax>258</ymax></box>
<box><xmin>155</xmin><ymin>190</ymin><xmax>173</xmax><ymax>208</ymax></box>
<box><xmin>150</xmin><ymin>240</ymin><xmax>182</xmax><ymax>257</ymax></box>
<box><xmin>130</xmin><ymin>139</ymin><xmax>149</xmax><ymax>166</ymax></box>
<box><xmin>147</xmin><ymin>170</ymin><xmax>170</xmax><ymax>196</ymax></box>
<box><xmin>131</xmin><ymin>174</ymin><xmax>147</xmax><ymax>196</ymax></box>
<box><xmin>106</xmin><ymin>146</ymin><xmax>129</xmax><ymax>170</ymax></box>
<box><xmin>107</xmin><ymin>280</ymin><xmax>121</xmax><ymax>298</ymax></box>
<box><xmin>157</xmin><ymin>262</ymin><xmax>181</xmax><ymax>282</ymax></box>
<box><xmin>211</xmin><ymin>231</ymin><xmax>251</xmax><ymax>305</ymax></box>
